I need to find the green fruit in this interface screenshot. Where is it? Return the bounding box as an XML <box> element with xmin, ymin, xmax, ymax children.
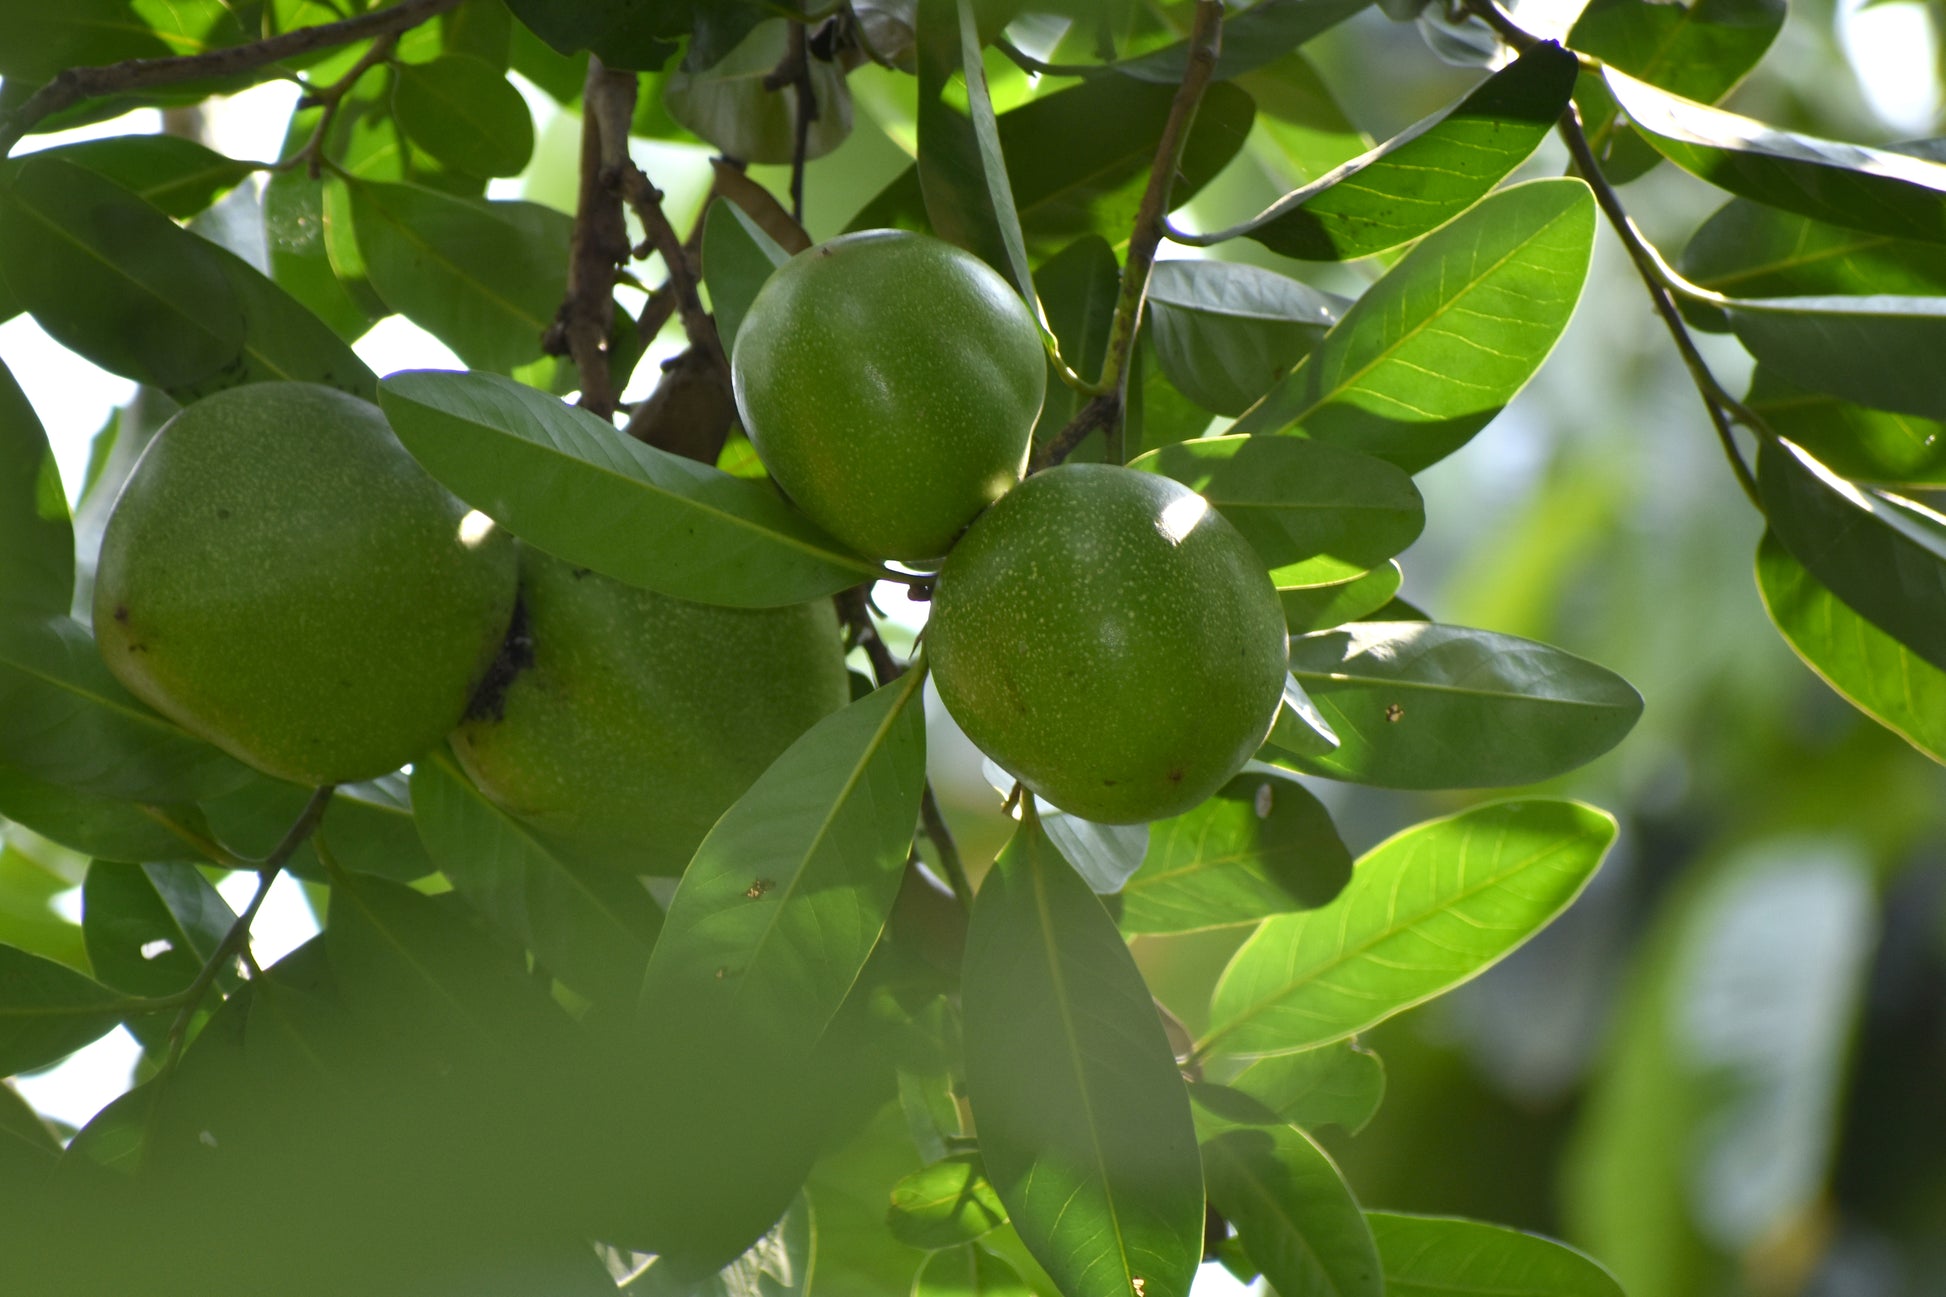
<box><xmin>94</xmin><ymin>382</ymin><xmax>518</xmax><ymax>787</ymax></box>
<box><xmin>450</xmin><ymin>547</ymin><xmax>852</xmax><ymax>873</ymax></box>
<box><xmin>731</xmin><ymin>229</ymin><xmax>1047</xmax><ymax>565</ymax></box>
<box><xmin>929</xmin><ymin>464</ymin><xmax>1289</xmax><ymax>824</ymax></box>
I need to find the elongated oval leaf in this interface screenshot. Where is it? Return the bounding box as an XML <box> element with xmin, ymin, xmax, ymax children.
<box><xmin>379</xmin><ymin>369</ymin><xmax>881</xmax><ymax>607</ymax></box>
<box><xmin>630</xmin><ymin>670</ymin><xmax>928</xmax><ymax>1268</ymax></box>
<box><xmin>0</xmin><ymin>943</ymin><xmax>126</xmax><ymax>1077</ymax></box>
<box><xmin>1196</xmin><ymin>42</ymin><xmax>1576</xmax><ymax>262</ymax></box>
<box><xmin>1131</xmin><ymin>435</ymin><xmax>1422</xmax><ymax>582</ymax></box>
<box><xmin>350</xmin><ymin>180</ymin><xmax>569</xmax><ymax>372</ymax></box>
<box><xmin>201</xmin><ymin>775</ymin><xmax>434</xmax><ymax>884</ymax></box>
<box><xmin>1191</xmin><ymin>1084</ymin><xmax>1380</xmax><ymax>1297</ymax></box>
<box><xmin>1725</xmin><ymin>292</ymin><xmax>1946</xmax><ymax>425</ymax></box>
<box><xmin>411</xmin><ymin>750</ymin><xmax>660</xmax><ymax>1007</ymax></box>
<box><xmin>1745</xmin><ymin>368</ymin><xmax>1946</xmax><ymax>487</ymax></box>
<box><xmin>1231</xmin><ymin>1040</ymin><xmax>1386</xmax><ymax>1134</ymax></box>
<box><xmin>393</xmin><ymin>54</ymin><xmax>536</xmax><ymax>179</ymax></box>
<box><xmin>82</xmin><ymin>860</ymin><xmax>236</xmax><ymax>998</ymax></box>
<box><xmin>1146</xmin><ymin>261</ymin><xmax>1345</xmax><ymax>415</ymax></box>
<box><xmin>1609</xmin><ymin>69</ymin><xmax>1946</xmax><ymax>243</ymax></box>
<box><xmin>39</xmin><ymin>134</ymin><xmax>256</xmax><ymax>219</ymax></box>
<box><xmin>963</xmin><ymin>811</ymin><xmax>1204</xmax><ymax>1297</ymax></box>
<box><xmin>1681</xmin><ymin>199</ymin><xmax>1946</xmax><ymax>303</ymax></box>
<box><xmin>0</xmin><ymin>764</ymin><xmax>201</xmax><ymax>864</ymax></box>
<box><xmin>1755</xmin><ymin>531</ymin><xmax>1946</xmax><ymax>763</ymax></box>
<box><xmin>1367</xmin><ymin>1212</ymin><xmax>1624</xmax><ymax>1296</ymax></box>
<box><xmin>1274</xmin><ymin>622</ymin><xmax>1642</xmax><ymax>788</ymax></box>
<box><xmin>703</xmin><ymin>198</ymin><xmax>791</xmax><ymax>354</ymax></box>
<box><xmin>1118</xmin><ymin>770</ymin><xmax>1352</xmax><ymax>934</ymax></box>
<box><xmin>1230</xmin><ymin>179</ymin><xmax>1596</xmax><ymax>472</ymax></box>
<box><xmin>0</xmin><ymin>615</ymin><xmax>251</xmax><ymax>804</ymax></box>
<box><xmin>914</xmin><ymin>1244</ymin><xmax>1033</xmax><ymax>1297</ymax></box>
<box><xmin>1758</xmin><ymin>437</ymin><xmax>1946</xmax><ymax>673</ymax></box>
<box><xmin>887</xmin><ymin>1152</ymin><xmax>1009</xmax><ymax>1249</ymax></box>
<box><xmin>1203</xmin><ymin>799</ymin><xmax>1617</xmax><ymax>1057</ymax></box>
<box><xmin>1279</xmin><ymin>562</ymin><xmax>1403</xmax><ymax>634</ymax></box>
<box><xmin>0</xmin><ymin>361</ymin><xmax>71</xmax><ymax>619</ymax></box>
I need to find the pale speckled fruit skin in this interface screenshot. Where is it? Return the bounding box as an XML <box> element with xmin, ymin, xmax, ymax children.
<box><xmin>94</xmin><ymin>382</ymin><xmax>518</xmax><ymax>787</ymax></box>
<box><xmin>929</xmin><ymin>464</ymin><xmax>1290</xmax><ymax>824</ymax></box>
<box><xmin>450</xmin><ymin>547</ymin><xmax>852</xmax><ymax>874</ymax></box>
<box><xmin>731</xmin><ymin>229</ymin><xmax>1046</xmax><ymax>565</ymax></box>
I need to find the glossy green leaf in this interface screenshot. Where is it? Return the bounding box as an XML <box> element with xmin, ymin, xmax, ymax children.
<box><xmin>1755</xmin><ymin>532</ymin><xmax>1946</xmax><ymax>763</ymax></box>
<box><xmin>81</xmin><ymin>861</ymin><xmax>235</xmax><ymax>998</ymax></box>
<box><xmin>0</xmin><ymin>943</ymin><xmax>125</xmax><ymax>1077</ymax></box>
<box><xmin>1146</xmin><ymin>261</ymin><xmax>1345</xmax><ymax>415</ymax></box>
<box><xmin>1231</xmin><ymin>1040</ymin><xmax>1386</xmax><ymax>1134</ymax></box>
<box><xmin>1274</xmin><ymin>622</ymin><xmax>1643</xmax><ymax>788</ymax></box>
<box><xmin>411</xmin><ymin>749</ymin><xmax>658</xmax><ymax>1006</ymax></box>
<box><xmin>1113</xmin><ymin>0</ymin><xmax>1374</xmax><ymax>83</ymax></box>
<box><xmin>1194</xmin><ymin>43</ymin><xmax>1576</xmax><ymax>262</ymax></box>
<box><xmin>917</xmin><ymin>0</ymin><xmax>1035</xmax><ymax>303</ymax></box>
<box><xmin>914</xmin><ymin>1245</ymin><xmax>1034</xmax><ymax>1297</ymax></box>
<box><xmin>704</xmin><ymin>199</ymin><xmax>790</xmax><ymax>354</ymax></box>
<box><xmin>962</xmin><ymin>811</ymin><xmax>1203</xmax><ymax>1297</ymax></box>
<box><xmin>1680</xmin><ymin>199</ymin><xmax>1946</xmax><ymax>303</ymax></box>
<box><xmin>0</xmin><ymin>765</ymin><xmax>201</xmax><ymax>864</ymax></box>
<box><xmin>1609</xmin><ymin>69</ymin><xmax>1946</xmax><ymax>244</ymax></box>
<box><xmin>665</xmin><ymin>20</ymin><xmax>852</xmax><ymax>164</ymax></box>
<box><xmin>1268</xmin><ymin>674</ymin><xmax>1342</xmax><ymax>761</ymax></box>
<box><xmin>379</xmin><ymin>369</ymin><xmax>882</xmax><ymax>607</ymax></box>
<box><xmin>630</xmin><ymin>670</ymin><xmax>927</xmax><ymax>1268</ymax></box>
<box><xmin>1038</xmin><ymin>807</ymin><xmax>1151</xmax><ymax>895</ymax></box>
<box><xmin>1371</xmin><ymin>1213</ymin><xmax>1623</xmax><ymax>1295</ymax></box>
<box><xmin>1117</xmin><ymin>769</ymin><xmax>1352</xmax><ymax>933</ymax></box>
<box><xmin>1758</xmin><ymin>437</ymin><xmax>1946</xmax><ymax>673</ymax></box>
<box><xmin>1279</xmin><ymin>562</ymin><xmax>1403</xmax><ymax>634</ymax></box>
<box><xmin>1131</xmin><ymin>435</ymin><xmax>1423</xmax><ymax>582</ymax></box>
<box><xmin>0</xmin><ymin>615</ymin><xmax>251</xmax><ymax>804</ymax></box>
<box><xmin>1745</xmin><ymin>368</ymin><xmax>1946</xmax><ymax>487</ymax></box>
<box><xmin>887</xmin><ymin>1152</ymin><xmax>1009</xmax><ymax>1249</ymax></box>
<box><xmin>1191</xmin><ymin>1084</ymin><xmax>1381</xmax><ymax>1297</ymax></box>
<box><xmin>1230</xmin><ymin>179</ymin><xmax>1596</xmax><ymax>473</ymax></box>
<box><xmin>350</xmin><ymin>180</ymin><xmax>570</xmax><ymax>372</ymax></box>
<box><xmin>0</xmin><ymin>361</ymin><xmax>72</xmax><ymax>619</ymax></box>
<box><xmin>502</xmin><ymin>0</ymin><xmax>692</xmax><ymax>70</ymax></box>
<box><xmin>393</xmin><ymin>54</ymin><xmax>536</xmax><ymax>179</ymax></box>
<box><xmin>1204</xmin><ymin>800</ymin><xmax>1616</xmax><ymax>1058</ymax></box>
<box><xmin>1723</xmin><ymin>291</ymin><xmax>1946</xmax><ymax>425</ymax></box>
<box><xmin>39</xmin><ymin>135</ymin><xmax>256</xmax><ymax>220</ymax></box>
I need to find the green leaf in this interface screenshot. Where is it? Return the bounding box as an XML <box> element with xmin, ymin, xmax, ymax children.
<box><xmin>1117</xmin><ymin>769</ymin><xmax>1352</xmax><ymax>934</ymax></box>
<box><xmin>1146</xmin><ymin>261</ymin><xmax>1345</xmax><ymax>415</ymax></box>
<box><xmin>1279</xmin><ymin>562</ymin><xmax>1403</xmax><ymax>634</ymax></box>
<box><xmin>1114</xmin><ymin>0</ymin><xmax>1374</xmax><ymax>82</ymax></box>
<box><xmin>38</xmin><ymin>135</ymin><xmax>256</xmax><ymax>220</ymax></box>
<box><xmin>665</xmin><ymin>20</ymin><xmax>852</xmax><ymax>165</ymax></box>
<box><xmin>393</xmin><ymin>54</ymin><xmax>536</xmax><ymax>179</ymax></box>
<box><xmin>411</xmin><ymin>749</ymin><xmax>658</xmax><ymax>1007</ymax></box>
<box><xmin>0</xmin><ymin>943</ymin><xmax>126</xmax><ymax>1077</ymax></box>
<box><xmin>887</xmin><ymin>1152</ymin><xmax>1009</xmax><ymax>1249</ymax></box>
<box><xmin>0</xmin><ymin>1075</ymin><xmax>60</xmax><ymax>1170</ymax></box>
<box><xmin>629</xmin><ymin>670</ymin><xmax>928</xmax><ymax>1268</ymax></box>
<box><xmin>1191</xmin><ymin>1084</ymin><xmax>1381</xmax><ymax>1297</ymax></box>
<box><xmin>81</xmin><ymin>861</ymin><xmax>235</xmax><ymax>998</ymax></box>
<box><xmin>0</xmin><ymin>361</ymin><xmax>72</xmax><ymax>620</ymax></box>
<box><xmin>349</xmin><ymin>180</ymin><xmax>570</xmax><ymax>372</ymax></box>
<box><xmin>704</xmin><ymin>198</ymin><xmax>791</xmax><ymax>354</ymax></box>
<box><xmin>1680</xmin><ymin>199</ymin><xmax>1946</xmax><ymax>303</ymax></box>
<box><xmin>1721</xmin><ymin>291</ymin><xmax>1946</xmax><ymax>426</ymax></box>
<box><xmin>1745</xmin><ymin>368</ymin><xmax>1946</xmax><ymax>487</ymax></box>
<box><xmin>1231</xmin><ymin>1040</ymin><xmax>1386</xmax><ymax>1134</ymax></box>
<box><xmin>1755</xmin><ymin>531</ymin><xmax>1946</xmax><ymax>763</ymax></box>
<box><xmin>1268</xmin><ymin>675</ymin><xmax>1342</xmax><ymax>761</ymax></box>
<box><xmin>1031</xmin><ymin>235</ymin><xmax>1120</xmax><ymax>451</ymax></box>
<box><xmin>1609</xmin><ymin>69</ymin><xmax>1946</xmax><ymax>243</ymax></box>
<box><xmin>622</xmin><ymin>1194</ymin><xmax>815</xmax><ymax>1295</ymax></box>
<box><xmin>1196</xmin><ymin>43</ymin><xmax>1577</xmax><ymax>262</ymax></box>
<box><xmin>1131</xmin><ymin>435</ymin><xmax>1423</xmax><ymax>582</ymax></box>
<box><xmin>1274</xmin><ymin>622</ymin><xmax>1643</xmax><ymax>789</ymax></box>
<box><xmin>917</xmin><ymin>0</ymin><xmax>1036</xmax><ymax>303</ymax></box>
<box><xmin>502</xmin><ymin>0</ymin><xmax>691</xmax><ymax>70</ymax></box>
<box><xmin>201</xmin><ymin>776</ymin><xmax>436</xmax><ymax>884</ymax></box>
<box><xmin>0</xmin><ymin>615</ymin><xmax>251</xmax><ymax>804</ymax></box>
<box><xmin>0</xmin><ymin>844</ymin><xmax>88</xmax><ymax>973</ymax></box>
<box><xmin>380</xmin><ymin>369</ymin><xmax>881</xmax><ymax>606</ymax></box>
<box><xmin>1230</xmin><ymin>179</ymin><xmax>1596</xmax><ymax>473</ymax></box>
<box><xmin>1203</xmin><ymin>799</ymin><xmax>1617</xmax><ymax>1058</ymax></box>
<box><xmin>0</xmin><ymin>764</ymin><xmax>201</xmax><ymax>864</ymax></box>
<box><xmin>1368</xmin><ymin>1212</ymin><xmax>1624</xmax><ymax>1296</ymax></box>
<box><xmin>1759</xmin><ymin>437</ymin><xmax>1946</xmax><ymax>673</ymax></box>
<box><xmin>262</xmin><ymin>170</ymin><xmax>380</xmax><ymax>343</ymax></box>
<box><xmin>913</xmin><ymin>1245</ymin><xmax>1034</xmax><ymax>1297</ymax></box>
<box><xmin>0</xmin><ymin>0</ymin><xmax>180</xmax><ymax>82</ymax></box>
<box><xmin>962</xmin><ymin>811</ymin><xmax>1203</xmax><ymax>1297</ymax></box>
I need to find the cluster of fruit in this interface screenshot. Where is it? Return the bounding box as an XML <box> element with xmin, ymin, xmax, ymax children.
<box><xmin>92</xmin><ymin>229</ymin><xmax>1289</xmax><ymax>860</ymax></box>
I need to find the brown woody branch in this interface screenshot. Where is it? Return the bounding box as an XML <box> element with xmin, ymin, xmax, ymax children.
<box><xmin>547</xmin><ymin>58</ymin><xmax>639</xmax><ymax>419</ymax></box>
<box><xmin>0</xmin><ymin>0</ymin><xmax>461</xmax><ymax>157</ymax></box>
<box><xmin>617</xmin><ymin>165</ymin><xmax>730</xmax><ymax>381</ymax></box>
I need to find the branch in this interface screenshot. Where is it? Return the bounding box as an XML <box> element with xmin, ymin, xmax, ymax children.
<box><xmin>1032</xmin><ymin>0</ymin><xmax>1223</xmax><ymax>469</ymax></box>
<box><xmin>547</xmin><ymin>57</ymin><xmax>639</xmax><ymax>419</ymax></box>
<box><xmin>618</xmin><ymin>164</ymin><xmax>731</xmax><ymax>380</ymax></box>
<box><xmin>710</xmin><ymin>157</ymin><xmax>812</xmax><ymax>253</ymax></box>
<box><xmin>764</xmin><ymin>21</ymin><xmax>821</xmax><ymax>222</ymax></box>
<box><xmin>0</xmin><ymin>0</ymin><xmax>461</xmax><ymax>157</ymax></box>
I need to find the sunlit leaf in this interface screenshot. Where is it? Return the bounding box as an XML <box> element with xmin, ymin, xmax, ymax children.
<box><xmin>1745</xmin><ymin>368</ymin><xmax>1946</xmax><ymax>487</ymax></box>
<box><xmin>1681</xmin><ymin>199</ymin><xmax>1946</xmax><ymax>304</ymax></box>
<box><xmin>887</xmin><ymin>1152</ymin><xmax>1009</xmax><ymax>1249</ymax></box>
<box><xmin>1368</xmin><ymin>1212</ymin><xmax>1625</xmax><ymax>1296</ymax></box>
<box><xmin>1231</xmin><ymin>1039</ymin><xmax>1386</xmax><ymax>1134</ymax></box>
<box><xmin>1278</xmin><ymin>562</ymin><xmax>1403</xmax><ymax>634</ymax></box>
<box><xmin>913</xmin><ymin>1245</ymin><xmax>1034</xmax><ymax>1297</ymax></box>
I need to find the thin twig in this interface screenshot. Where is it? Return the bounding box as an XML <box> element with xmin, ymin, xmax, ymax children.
<box><xmin>919</xmin><ymin>787</ymin><xmax>976</xmax><ymax>910</ymax></box>
<box><xmin>711</xmin><ymin>157</ymin><xmax>812</xmax><ymax>253</ymax></box>
<box><xmin>1032</xmin><ymin>0</ymin><xmax>1224</xmax><ymax>469</ymax></box>
<box><xmin>547</xmin><ymin>57</ymin><xmax>638</xmax><ymax>418</ymax></box>
<box><xmin>0</xmin><ymin>0</ymin><xmax>461</xmax><ymax>156</ymax></box>
<box><xmin>766</xmin><ymin>22</ymin><xmax>820</xmax><ymax>223</ymax></box>
<box><xmin>272</xmin><ymin>30</ymin><xmax>401</xmax><ymax>179</ymax></box>
<box><xmin>618</xmin><ymin>165</ymin><xmax>730</xmax><ymax>379</ymax></box>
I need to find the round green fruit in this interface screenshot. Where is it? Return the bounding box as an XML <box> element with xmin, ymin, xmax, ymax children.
<box><xmin>731</xmin><ymin>229</ymin><xmax>1047</xmax><ymax>565</ymax></box>
<box><xmin>928</xmin><ymin>464</ymin><xmax>1289</xmax><ymax>824</ymax></box>
<box><xmin>450</xmin><ymin>547</ymin><xmax>852</xmax><ymax>873</ymax></box>
<box><xmin>94</xmin><ymin>382</ymin><xmax>518</xmax><ymax>787</ymax></box>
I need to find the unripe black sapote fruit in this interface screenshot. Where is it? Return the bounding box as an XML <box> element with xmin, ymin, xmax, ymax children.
<box><xmin>731</xmin><ymin>229</ymin><xmax>1047</xmax><ymax>565</ymax></box>
<box><xmin>928</xmin><ymin>464</ymin><xmax>1289</xmax><ymax>824</ymax></box>
<box><xmin>93</xmin><ymin>382</ymin><xmax>518</xmax><ymax>787</ymax></box>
